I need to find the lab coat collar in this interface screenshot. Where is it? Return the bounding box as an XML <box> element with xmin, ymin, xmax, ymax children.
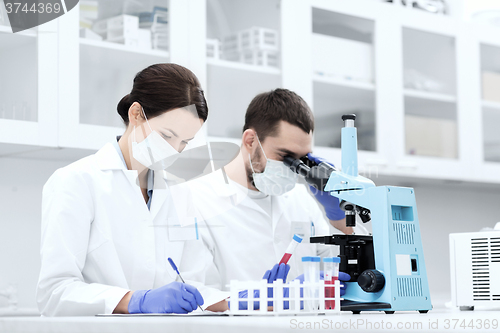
<box><xmin>95</xmin><ymin>142</ymin><xmax>128</xmax><ymax>171</ymax></box>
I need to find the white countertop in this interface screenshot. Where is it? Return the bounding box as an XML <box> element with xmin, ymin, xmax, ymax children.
<box><xmin>1</xmin><ymin>306</ymin><xmax>499</xmax><ymax>333</ymax></box>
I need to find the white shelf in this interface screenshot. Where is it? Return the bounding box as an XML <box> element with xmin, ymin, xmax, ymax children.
<box><xmin>0</xmin><ymin>25</ymin><xmax>36</xmax><ymax>37</ymax></box>
<box><xmin>79</xmin><ymin>38</ymin><xmax>169</xmax><ymax>58</ymax></box>
<box><xmin>313</xmin><ymin>80</ymin><xmax>375</xmax><ymax>117</ymax></box>
<box><xmin>207</xmin><ymin>58</ymin><xmax>281</xmax><ymax>75</ymax></box>
<box><xmin>482</xmin><ymin>100</ymin><xmax>500</xmax><ymax>110</ymax></box>
<box><xmin>0</xmin><ymin>25</ymin><xmax>37</xmax><ymax>51</ymax></box>
<box><xmin>404</xmin><ymin>89</ymin><xmax>456</xmax><ymax>103</ymax></box>
<box><xmin>313</xmin><ymin>74</ymin><xmax>375</xmax><ymax>91</ymax></box>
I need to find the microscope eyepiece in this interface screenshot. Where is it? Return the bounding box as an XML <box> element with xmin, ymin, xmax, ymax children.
<box><xmin>283</xmin><ymin>156</ymin><xmax>310</xmax><ymax>177</ymax></box>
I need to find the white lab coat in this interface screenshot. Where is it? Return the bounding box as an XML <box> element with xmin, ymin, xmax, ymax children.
<box><xmin>37</xmin><ymin>143</ymin><xmax>226</xmax><ymax>316</ymax></box>
<box><xmin>180</xmin><ymin>169</ymin><xmax>334</xmax><ymax>291</ymax></box>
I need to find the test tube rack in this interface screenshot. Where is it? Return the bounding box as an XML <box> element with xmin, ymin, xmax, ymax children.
<box><xmin>227</xmin><ymin>279</ymin><xmax>343</xmax><ymax>316</ymax></box>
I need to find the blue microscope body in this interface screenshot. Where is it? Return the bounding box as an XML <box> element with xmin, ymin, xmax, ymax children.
<box><xmin>285</xmin><ymin>114</ymin><xmax>432</xmax><ymax>313</ymax></box>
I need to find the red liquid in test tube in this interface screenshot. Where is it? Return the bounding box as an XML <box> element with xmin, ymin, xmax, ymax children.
<box><xmin>325</xmin><ymin>277</ymin><xmax>338</xmax><ymax>309</ymax></box>
<box><xmin>279</xmin><ymin>234</ymin><xmax>303</xmax><ymax>265</ymax></box>
<box><xmin>323</xmin><ymin>257</ymin><xmax>340</xmax><ymax>310</ymax></box>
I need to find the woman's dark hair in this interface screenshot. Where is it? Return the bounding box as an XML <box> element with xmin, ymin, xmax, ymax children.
<box><xmin>117</xmin><ymin>63</ymin><xmax>208</xmax><ymax>125</ymax></box>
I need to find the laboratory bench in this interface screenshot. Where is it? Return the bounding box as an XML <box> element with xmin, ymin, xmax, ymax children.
<box><xmin>1</xmin><ymin>306</ymin><xmax>499</xmax><ymax>333</ymax></box>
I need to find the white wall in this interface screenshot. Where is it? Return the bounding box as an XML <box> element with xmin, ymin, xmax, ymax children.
<box><xmin>1</xmin><ymin>156</ymin><xmax>500</xmax><ymax>310</ymax></box>
<box><xmin>0</xmin><ymin>157</ymin><xmax>69</xmax><ymax>310</ymax></box>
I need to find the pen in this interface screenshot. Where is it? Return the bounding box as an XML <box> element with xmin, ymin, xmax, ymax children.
<box><xmin>168</xmin><ymin>257</ymin><xmax>204</xmax><ymax>312</ymax></box>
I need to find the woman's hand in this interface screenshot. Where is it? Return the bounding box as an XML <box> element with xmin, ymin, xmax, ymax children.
<box><xmin>124</xmin><ymin>281</ymin><xmax>204</xmax><ymax>314</ymax></box>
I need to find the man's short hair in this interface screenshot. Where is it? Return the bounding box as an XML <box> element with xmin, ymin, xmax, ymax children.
<box><xmin>243</xmin><ymin>88</ymin><xmax>314</xmax><ymax>141</ymax></box>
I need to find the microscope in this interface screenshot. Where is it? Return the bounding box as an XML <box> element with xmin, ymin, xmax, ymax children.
<box><xmin>284</xmin><ymin>114</ymin><xmax>432</xmax><ymax>314</ymax></box>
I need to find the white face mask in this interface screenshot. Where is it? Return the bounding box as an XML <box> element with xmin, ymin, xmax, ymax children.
<box><xmin>249</xmin><ymin>135</ymin><xmax>298</xmax><ymax>196</ymax></box>
<box><xmin>131</xmin><ymin>108</ymin><xmax>180</xmax><ymax>171</ymax></box>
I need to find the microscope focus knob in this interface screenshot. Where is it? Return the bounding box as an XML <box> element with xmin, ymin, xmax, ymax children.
<box><xmin>358</xmin><ymin>269</ymin><xmax>385</xmax><ymax>293</ymax></box>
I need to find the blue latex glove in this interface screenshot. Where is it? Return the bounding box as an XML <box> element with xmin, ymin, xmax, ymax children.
<box><xmin>263</xmin><ymin>263</ymin><xmax>291</xmax><ymax>284</ymax></box>
<box><xmin>128</xmin><ymin>281</ymin><xmax>204</xmax><ymax>314</ymax></box>
<box><xmin>307</xmin><ymin>153</ymin><xmax>345</xmax><ymax>221</ymax></box>
<box><xmin>293</xmin><ymin>271</ymin><xmax>351</xmax><ymax>296</ymax></box>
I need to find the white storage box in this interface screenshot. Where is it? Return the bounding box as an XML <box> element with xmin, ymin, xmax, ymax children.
<box><xmin>152</xmin><ymin>32</ymin><xmax>169</xmax><ymax>51</ymax></box>
<box><xmin>207</xmin><ymin>39</ymin><xmax>221</xmax><ymax>59</ymax></box>
<box><xmin>221</xmin><ymin>52</ymin><xmax>241</xmax><ymax>62</ymax></box>
<box><xmin>106</xmin><ymin>15</ymin><xmax>139</xmax><ymax>41</ymax></box>
<box><xmin>222</xmin><ymin>34</ymin><xmax>239</xmax><ymax>55</ymax></box>
<box><xmin>242</xmin><ymin>50</ymin><xmax>279</xmax><ymax>67</ymax></box>
<box><xmin>93</xmin><ymin>15</ymin><xmax>139</xmax><ymax>43</ymax></box>
<box><xmin>138</xmin><ymin>29</ymin><xmax>152</xmax><ymax>50</ymax></box>
<box><xmin>405</xmin><ymin>115</ymin><xmax>457</xmax><ymax>158</ymax></box>
<box><xmin>312</xmin><ymin>33</ymin><xmax>373</xmax><ymax>83</ymax></box>
<box><xmin>482</xmin><ymin>71</ymin><xmax>500</xmax><ymax>103</ymax></box>
<box><xmin>222</xmin><ymin>26</ymin><xmax>279</xmax><ymax>54</ymax></box>
<box><xmin>239</xmin><ymin>27</ymin><xmax>279</xmax><ymax>51</ymax></box>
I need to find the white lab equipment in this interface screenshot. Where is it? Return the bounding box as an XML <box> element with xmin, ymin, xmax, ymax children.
<box><xmin>449</xmin><ymin>225</ymin><xmax>500</xmax><ymax>311</ymax></box>
<box><xmin>37</xmin><ymin>142</ymin><xmax>227</xmax><ymax>316</ymax></box>
<box><xmin>302</xmin><ymin>256</ymin><xmax>320</xmax><ymax>311</ymax></box>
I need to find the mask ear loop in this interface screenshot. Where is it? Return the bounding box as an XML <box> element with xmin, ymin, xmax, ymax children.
<box><xmin>141</xmin><ymin>107</ymin><xmax>154</xmax><ymax>134</ymax></box>
<box><xmin>249</xmin><ymin>132</ymin><xmax>267</xmax><ymax>174</ymax></box>
<box><xmin>255</xmin><ymin>133</ymin><xmax>268</xmax><ymax>161</ymax></box>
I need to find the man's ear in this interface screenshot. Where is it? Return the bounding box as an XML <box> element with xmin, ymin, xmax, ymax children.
<box><xmin>128</xmin><ymin>102</ymin><xmax>143</xmax><ymax>127</ymax></box>
<box><xmin>242</xmin><ymin>129</ymin><xmax>257</xmax><ymax>155</ymax></box>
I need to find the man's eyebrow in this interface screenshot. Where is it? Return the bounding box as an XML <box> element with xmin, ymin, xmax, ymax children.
<box><xmin>276</xmin><ymin>148</ymin><xmax>297</xmax><ymax>157</ymax></box>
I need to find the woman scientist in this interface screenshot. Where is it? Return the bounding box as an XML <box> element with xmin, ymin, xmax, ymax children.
<box><xmin>36</xmin><ymin>63</ymin><xmax>220</xmax><ymax>316</ymax></box>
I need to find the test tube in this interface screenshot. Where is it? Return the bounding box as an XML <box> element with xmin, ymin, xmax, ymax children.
<box><xmin>279</xmin><ymin>234</ymin><xmax>303</xmax><ymax>265</ymax></box>
<box><xmin>323</xmin><ymin>257</ymin><xmax>340</xmax><ymax>309</ymax></box>
<box><xmin>302</xmin><ymin>256</ymin><xmax>320</xmax><ymax>311</ymax></box>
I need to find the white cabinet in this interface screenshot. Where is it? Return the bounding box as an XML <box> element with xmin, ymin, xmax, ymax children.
<box><xmin>0</xmin><ymin>21</ymin><xmax>58</xmax><ymax>153</ymax></box>
<box><xmin>206</xmin><ymin>0</ymin><xmax>281</xmax><ymax>140</ymax></box>
<box><xmin>1</xmin><ymin>0</ymin><xmax>500</xmax><ymax>184</ymax></box>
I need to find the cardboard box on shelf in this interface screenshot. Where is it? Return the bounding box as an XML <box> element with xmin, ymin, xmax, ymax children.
<box><xmin>482</xmin><ymin>71</ymin><xmax>500</xmax><ymax>103</ymax></box>
<box><xmin>405</xmin><ymin>115</ymin><xmax>457</xmax><ymax>159</ymax></box>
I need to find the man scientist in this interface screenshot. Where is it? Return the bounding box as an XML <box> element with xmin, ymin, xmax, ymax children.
<box><xmin>180</xmin><ymin>89</ymin><xmax>368</xmax><ymax>311</ymax></box>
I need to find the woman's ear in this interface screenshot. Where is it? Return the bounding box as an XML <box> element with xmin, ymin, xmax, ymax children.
<box><xmin>128</xmin><ymin>102</ymin><xmax>143</xmax><ymax>127</ymax></box>
<box><xmin>242</xmin><ymin>129</ymin><xmax>257</xmax><ymax>155</ymax></box>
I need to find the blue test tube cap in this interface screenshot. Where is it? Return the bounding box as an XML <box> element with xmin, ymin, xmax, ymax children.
<box><xmin>311</xmin><ymin>256</ymin><xmax>321</xmax><ymax>262</ymax></box>
<box><xmin>292</xmin><ymin>234</ymin><xmax>303</xmax><ymax>243</ymax></box>
<box><xmin>302</xmin><ymin>256</ymin><xmax>312</xmax><ymax>262</ymax></box>
<box><xmin>323</xmin><ymin>257</ymin><xmax>341</xmax><ymax>263</ymax></box>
